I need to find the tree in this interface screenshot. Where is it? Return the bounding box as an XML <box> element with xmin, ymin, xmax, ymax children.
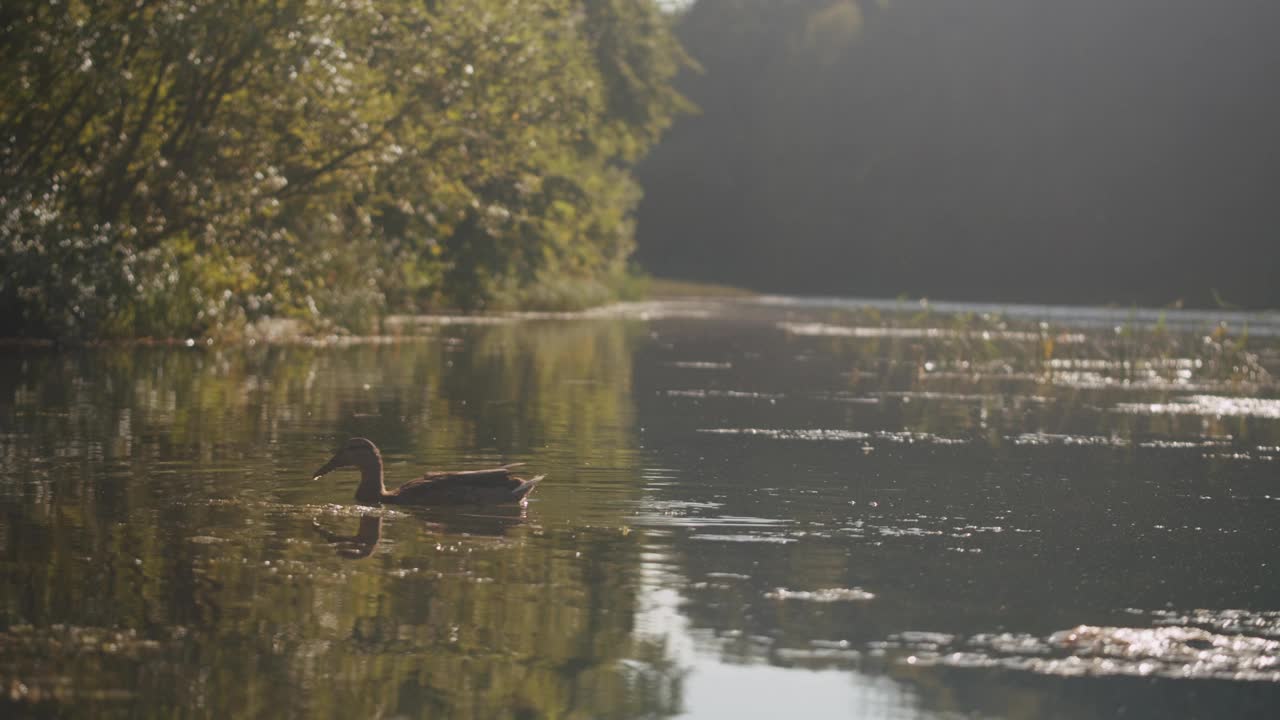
<box><xmin>1</xmin><ymin>0</ymin><xmax>690</xmax><ymax>338</ymax></box>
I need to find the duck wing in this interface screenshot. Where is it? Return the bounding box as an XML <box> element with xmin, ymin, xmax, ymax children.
<box><xmin>389</xmin><ymin>465</ymin><xmax>542</xmax><ymax>505</ymax></box>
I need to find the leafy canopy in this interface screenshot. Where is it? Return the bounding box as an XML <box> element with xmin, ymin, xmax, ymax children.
<box><xmin>0</xmin><ymin>0</ymin><xmax>689</xmax><ymax>338</ymax></box>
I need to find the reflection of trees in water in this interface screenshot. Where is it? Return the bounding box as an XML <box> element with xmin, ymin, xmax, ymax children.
<box><xmin>278</xmin><ymin>524</ymin><xmax>680</xmax><ymax>719</ymax></box>
<box><xmin>0</xmin><ymin>319</ymin><xmax>681</xmax><ymax>718</ymax></box>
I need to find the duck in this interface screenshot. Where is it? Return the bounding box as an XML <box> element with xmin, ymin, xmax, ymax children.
<box><xmin>312</xmin><ymin>437</ymin><xmax>543</xmax><ymax>506</ymax></box>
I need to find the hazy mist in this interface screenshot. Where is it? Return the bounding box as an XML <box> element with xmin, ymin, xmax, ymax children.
<box><xmin>638</xmin><ymin>0</ymin><xmax>1280</xmax><ymax>308</ymax></box>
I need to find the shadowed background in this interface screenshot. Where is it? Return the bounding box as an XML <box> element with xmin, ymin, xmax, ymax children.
<box><xmin>637</xmin><ymin>0</ymin><xmax>1280</xmax><ymax>308</ymax></box>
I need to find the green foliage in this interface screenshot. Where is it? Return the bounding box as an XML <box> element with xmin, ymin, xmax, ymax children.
<box><xmin>0</xmin><ymin>0</ymin><xmax>689</xmax><ymax>338</ymax></box>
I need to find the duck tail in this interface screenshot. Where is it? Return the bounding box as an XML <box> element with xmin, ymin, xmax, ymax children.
<box><xmin>512</xmin><ymin>474</ymin><xmax>545</xmax><ymax>500</ymax></box>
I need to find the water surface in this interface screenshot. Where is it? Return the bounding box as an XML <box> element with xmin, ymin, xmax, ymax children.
<box><xmin>2</xmin><ymin>298</ymin><xmax>1278</xmax><ymax>718</ymax></box>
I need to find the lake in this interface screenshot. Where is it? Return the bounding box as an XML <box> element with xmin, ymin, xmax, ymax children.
<box><xmin>2</xmin><ymin>297</ymin><xmax>1279</xmax><ymax>718</ymax></box>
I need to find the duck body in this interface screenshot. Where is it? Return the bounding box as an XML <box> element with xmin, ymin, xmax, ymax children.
<box><xmin>379</xmin><ymin>467</ymin><xmax>543</xmax><ymax>506</ymax></box>
<box><xmin>313</xmin><ymin>438</ymin><xmax>543</xmax><ymax>506</ymax></box>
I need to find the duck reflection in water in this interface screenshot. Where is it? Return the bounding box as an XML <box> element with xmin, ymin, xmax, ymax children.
<box><xmin>312</xmin><ymin>513</ymin><xmax>384</xmax><ymax>559</ymax></box>
<box><xmin>312</xmin><ymin>505</ymin><xmax>531</xmax><ymax>559</ymax></box>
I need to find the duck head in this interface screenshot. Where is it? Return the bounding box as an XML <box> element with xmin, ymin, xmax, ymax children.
<box><xmin>313</xmin><ymin>437</ymin><xmax>382</xmax><ymax>481</ymax></box>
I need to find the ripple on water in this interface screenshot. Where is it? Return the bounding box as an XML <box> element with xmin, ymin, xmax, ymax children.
<box><xmin>665</xmin><ymin>361</ymin><xmax>733</xmax><ymax>370</ymax></box>
<box><xmin>636</xmin><ymin>499</ymin><xmax>725</xmax><ymax>513</ymax></box>
<box><xmin>1114</xmin><ymin>395</ymin><xmax>1280</xmax><ymax>419</ymax></box>
<box><xmin>1138</xmin><ymin>439</ymin><xmax>1234</xmax><ymax>449</ymax></box>
<box><xmin>773</xmin><ymin>646</ymin><xmax>864</xmax><ymax>664</ymax></box>
<box><xmin>637</xmin><ymin>513</ymin><xmax>787</xmax><ymax>529</ymax></box>
<box><xmin>697</xmin><ymin>428</ymin><xmax>969</xmax><ymax>445</ymax></box>
<box><xmin>634</xmin><ymin>507</ymin><xmax>793</xmax><ymax>530</ymax></box>
<box><xmin>1150</xmin><ymin>608</ymin><xmax>1280</xmax><ymax>639</ymax></box>
<box><xmin>690</xmin><ymin>533</ymin><xmax>796</xmax><ymax>544</ymax></box>
<box><xmin>872</xmin><ymin>391</ymin><xmax>1003</xmax><ymax>402</ymax></box>
<box><xmin>1049</xmin><ymin>372</ymin><xmax>1249</xmax><ymax>393</ymax></box>
<box><xmin>884</xmin><ymin>609</ymin><xmax>1280</xmax><ymax>682</ymax></box>
<box><xmin>698</xmin><ymin>428</ymin><xmax>871</xmax><ymax>441</ymax></box>
<box><xmin>706</xmin><ymin>572</ymin><xmax>752</xmax><ymax>580</ymax></box>
<box><xmin>664</xmin><ymin>389</ymin><xmax>783</xmax><ymax>400</ymax></box>
<box><xmin>809</xmin><ymin>391</ymin><xmax>882</xmax><ymax>405</ymax></box>
<box><xmin>1010</xmin><ymin>433</ymin><xmax>1129</xmax><ymax>447</ymax></box>
<box><xmin>1049</xmin><ymin>358</ymin><xmax>1203</xmax><ymax>370</ymax></box>
<box><xmin>765</xmin><ymin>587</ymin><xmax>876</xmax><ymax>602</ymax></box>
<box><xmin>778</xmin><ymin>321</ymin><xmax>1085</xmax><ymax>343</ymax></box>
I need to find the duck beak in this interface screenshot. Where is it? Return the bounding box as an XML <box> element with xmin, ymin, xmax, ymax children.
<box><xmin>312</xmin><ymin>454</ymin><xmax>343</xmax><ymax>481</ymax></box>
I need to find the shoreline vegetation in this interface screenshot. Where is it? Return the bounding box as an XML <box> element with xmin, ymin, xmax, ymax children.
<box><xmin>3</xmin><ymin>277</ymin><xmax>1277</xmax><ymax>351</ymax></box>
<box><xmin>0</xmin><ymin>276</ymin><xmax>757</xmax><ymax>347</ymax></box>
<box><xmin>1</xmin><ymin>0</ymin><xmax>691</xmax><ymax>341</ymax></box>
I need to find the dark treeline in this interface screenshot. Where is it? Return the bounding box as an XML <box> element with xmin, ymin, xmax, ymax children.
<box><xmin>638</xmin><ymin>0</ymin><xmax>1280</xmax><ymax>308</ymax></box>
<box><xmin>1</xmin><ymin>0</ymin><xmax>688</xmax><ymax>339</ymax></box>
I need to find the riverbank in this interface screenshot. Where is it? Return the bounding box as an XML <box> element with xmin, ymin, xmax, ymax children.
<box><xmin>5</xmin><ymin>288</ymin><xmax>1278</xmax><ymax>350</ymax></box>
